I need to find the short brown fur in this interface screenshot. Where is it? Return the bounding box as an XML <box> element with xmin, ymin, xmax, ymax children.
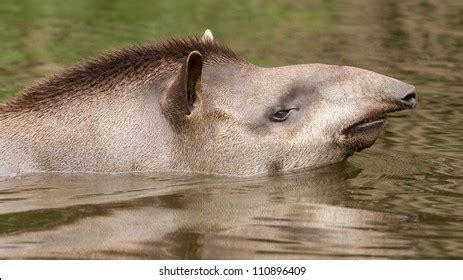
<box><xmin>0</xmin><ymin>37</ymin><xmax>244</xmax><ymax>114</ymax></box>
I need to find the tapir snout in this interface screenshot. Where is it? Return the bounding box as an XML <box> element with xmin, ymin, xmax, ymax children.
<box><xmin>398</xmin><ymin>86</ymin><xmax>417</xmax><ymax>109</ymax></box>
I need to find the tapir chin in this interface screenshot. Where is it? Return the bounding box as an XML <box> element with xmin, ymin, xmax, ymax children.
<box><xmin>0</xmin><ymin>30</ymin><xmax>417</xmax><ymax>176</ymax></box>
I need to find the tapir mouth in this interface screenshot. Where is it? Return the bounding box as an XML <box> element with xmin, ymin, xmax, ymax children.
<box><xmin>340</xmin><ymin>101</ymin><xmax>416</xmax><ymax>151</ymax></box>
<box><xmin>340</xmin><ymin>111</ymin><xmax>390</xmax><ymax>152</ymax></box>
<box><xmin>342</xmin><ymin>114</ymin><xmax>386</xmax><ymax>135</ymax></box>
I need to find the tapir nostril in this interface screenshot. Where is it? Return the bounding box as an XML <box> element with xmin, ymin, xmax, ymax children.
<box><xmin>400</xmin><ymin>86</ymin><xmax>417</xmax><ymax>108</ymax></box>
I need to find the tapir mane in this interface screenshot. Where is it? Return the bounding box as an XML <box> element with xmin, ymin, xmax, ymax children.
<box><xmin>0</xmin><ymin>37</ymin><xmax>244</xmax><ymax>114</ymax></box>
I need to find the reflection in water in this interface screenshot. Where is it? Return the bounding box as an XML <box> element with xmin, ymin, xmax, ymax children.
<box><xmin>0</xmin><ymin>164</ymin><xmax>416</xmax><ymax>259</ymax></box>
<box><xmin>0</xmin><ymin>0</ymin><xmax>462</xmax><ymax>259</ymax></box>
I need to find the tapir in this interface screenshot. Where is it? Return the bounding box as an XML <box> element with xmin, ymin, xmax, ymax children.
<box><xmin>0</xmin><ymin>30</ymin><xmax>417</xmax><ymax>176</ymax></box>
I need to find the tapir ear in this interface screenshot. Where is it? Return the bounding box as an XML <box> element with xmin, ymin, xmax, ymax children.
<box><xmin>201</xmin><ymin>29</ymin><xmax>214</xmax><ymax>42</ymax></box>
<box><xmin>163</xmin><ymin>51</ymin><xmax>203</xmax><ymax>121</ymax></box>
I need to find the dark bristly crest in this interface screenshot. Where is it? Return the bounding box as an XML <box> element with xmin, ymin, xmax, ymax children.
<box><xmin>0</xmin><ymin>36</ymin><xmax>244</xmax><ymax>113</ymax></box>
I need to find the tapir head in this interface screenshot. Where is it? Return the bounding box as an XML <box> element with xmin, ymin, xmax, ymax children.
<box><xmin>161</xmin><ymin>30</ymin><xmax>417</xmax><ymax>176</ymax></box>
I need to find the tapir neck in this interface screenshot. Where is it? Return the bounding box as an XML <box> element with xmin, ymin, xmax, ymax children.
<box><xmin>0</xmin><ymin>81</ymin><xmax>177</xmax><ymax>175</ymax></box>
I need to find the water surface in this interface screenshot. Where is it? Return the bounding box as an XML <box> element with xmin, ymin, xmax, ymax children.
<box><xmin>0</xmin><ymin>0</ymin><xmax>462</xmax><ymax>259</ymax></box>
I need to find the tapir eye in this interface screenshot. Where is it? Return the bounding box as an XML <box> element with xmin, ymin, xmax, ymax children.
<box><xmin>270</xmin><ymin>108</ymin><xmax>297</xmax><ymax>122</ymax></box>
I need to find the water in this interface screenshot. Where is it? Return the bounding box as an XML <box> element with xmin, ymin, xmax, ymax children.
<box><xmin>0</xmin><ymin>0</ymin><xmax>462</xmax><ymax>259</ymax></box>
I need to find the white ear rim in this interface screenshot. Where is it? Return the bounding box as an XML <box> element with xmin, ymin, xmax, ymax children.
<box><xmin>202</xmin><ymin>29</ymin><xmax>214</xmax><ymax>41</ymax></box>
